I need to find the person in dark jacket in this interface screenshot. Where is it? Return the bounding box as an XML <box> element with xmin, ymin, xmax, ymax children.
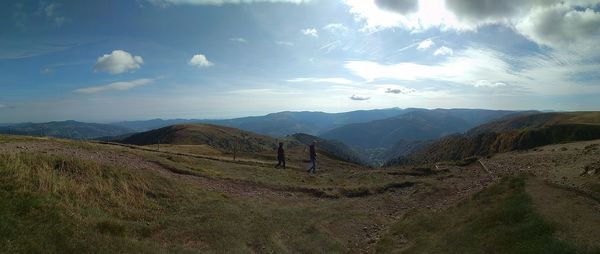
<box><xmin>307</xmin><ymin>141</ymin><xmax>317</xmax><ymax>173</ymax></box>
<box><xmin>275</xmin><ymin>142</ymin><xmax>286</xmax><ymax>169</ymax></box>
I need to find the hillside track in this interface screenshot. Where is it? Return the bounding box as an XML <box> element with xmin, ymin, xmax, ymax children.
<box><xmin>0</xmin><ymin>140</ymin><xmax>322</xmax><ymax>200</ymax></box>
<box><xmin>0</xmin><ymin>139</ymin><xmax>420</xmax><ymax>200</ymax></box>
<box><xmin>0</xmin><ymin>137</ymin><xmax>505</xmax><ymax>253</ymax></box>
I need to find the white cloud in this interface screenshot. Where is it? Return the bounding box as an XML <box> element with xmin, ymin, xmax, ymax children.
<box><xmin>287</xmin><ymin>77</ymin><xmax>354</xmax><ymax>85</ymax></box>
<box><xmin>75</xmin><ymin>79</ymin><xmax>154</xmax><ymax>94</ymax></box>
<box><xmin>474</xmin><ymin>80</ymin><xmax>507</xmax><ymax>88</ymax></box>
<box><xmin>322</xmin><ymin>23</ymin><xmax>349</xmax><ymax>33</ymax></box>
<box><xmin>416</xmin><ymin>39</ymin><xmax>434</xmax><ymax>50</ymax></box>
<box><xmin>147</xmin><ymin>0</ymin><xmax>310</xmax><ymax>6</ymax></box>
<box><xmin>189</xmin><ymin>54</ymin><xmax>214</xmax><ymax>68</ymax></box>
<box><xmin>275</xmin><ymin>41</ymin><xmax>294</xmax><ymax>46</ymax></box>
<box><xmin>350</xmin><ymin>94</ymin><xmax>370</xmax><ymax>101</ymax></box>
<box><xmin>301</xmin><ymin>28</ymin><xmax>319</xmax><ymax>38</ymax></box>
<box><xmin>345</xmin><ymin>48</ymin><xmax>509</xmax><ymax>83</ymax></box>
<box><xmin>345</xmin><ymin>47</ymin><xmax>600</xmax><ymax>96</ymax></box>
<box><xmin>433</xmin><ymin>46</ymin><xmax>453</xmax><ymax>56</ymax></box>
<box><xmin>94</xmin><ymin>50</ymin><xmax>144</xmax><ymax>74</ymax></box>
<box><xmin>230</xmin><ymin>37</ymin><xmax>247</xmax><ymax>43</ymax></box>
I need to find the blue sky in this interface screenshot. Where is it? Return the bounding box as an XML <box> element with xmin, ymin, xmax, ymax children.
<box><xmin>1</xmin><ymin>0</ymin><xmax>599</xmax><ymax>123</ymax></box>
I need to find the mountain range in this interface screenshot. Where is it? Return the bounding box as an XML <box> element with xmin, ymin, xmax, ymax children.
<box><xmin>5</xmin><ymin>109</ymin><xmax>599</xmax><ymax>168</ymax></box>
<box><xmin>111</xmin><ymin>108</ymin><xmax>413</xmax><ymax>135</ymax></box>
<box><xmin>320</xmin><ymin>109</ymin><xmax>524</xmax><ymax>165</ymax></box>
<box><xmin>0</xmin><ymin>120</ymin><xmax>134</xmax><ymax>140</ymax></box>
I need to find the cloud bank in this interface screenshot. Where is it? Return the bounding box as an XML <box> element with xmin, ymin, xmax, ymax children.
<box><xmin>346</xmin><ymin>0</ymin><xmax>600</xmax><ymax>49</ymax></box>
<box><xmin>345</xmin><ymin>46</ymin><xmax>600</xmax><ymax>96</ymax></box>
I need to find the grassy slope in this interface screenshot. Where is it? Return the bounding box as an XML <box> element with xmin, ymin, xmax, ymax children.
<box><xmin>0</xmin><ymin>151</ymin><xmax>349</xmax><ymax>253</ymax></box>
<box><xmin>2</xmin><ymin>135</ymin><xmax>600</xmax><ymax>253</ymax></box>
<box><xmin>376</xmin><ymin>177</ymin><xmax>598</xmax><ymax>254</ymax></box>
<box><xmin>0</xmin><ymin>135</ymin><xmax>423</xmax><ymax>253</ymax></box>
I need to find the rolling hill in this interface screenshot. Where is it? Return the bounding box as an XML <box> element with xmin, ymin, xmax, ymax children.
<box><xmin>116</xmin><ymin>123</ymin><xmax>366</xmax><ymax>165</ymax></box>
<box><xmin>387</xmin><ymin>112</ymin><xmax>600</xmax><ymax>166</ymax></box>
<box><xmin>0</xmin><ymin>120</ymin><xmax>134</xmax><ymax>140</ymax></box>
<box><xmin>117</xmin><ymin>124</ymin><xmax>275</xmax><ymax>153</ymax></box>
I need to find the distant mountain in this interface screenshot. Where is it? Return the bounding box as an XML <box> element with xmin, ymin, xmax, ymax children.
<box><xmin>386</xmin><ymin>112</ymin><xmax>600</xmax><ymax>166</ymax></box>
<box><xmin>206</xmin><ymin>108</ymin><xmax>416</xmax><ymax>136</ymax></box>
<box><xmin>321</xmin><ymin>109</ymin><xmax>520</xmax><ymax>148</ymax></box>
<box><xmin>466</xmin><ymin>111</ymin><xmax>599</xmax><ymax>135</ymax></box>
<box><xmin>111</xmin><ymin>108</ymin><xmax>413</xmax><ymax>136</ymax></box>
<box><xmin>110</xmin><ymin>119</ymin><xmax>200</xmax><ymax>132</ymax></box>
<box><xmin>0</xmin><ymin>120</ymin><xmax>134</xmax><ymax>140</ymax></box>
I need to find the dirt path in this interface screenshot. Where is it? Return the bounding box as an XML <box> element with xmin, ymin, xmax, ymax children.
<box><xmin>0</xmin><ymin>140</ymin><xmax>424</xmax><ymax>201</ymax></box>
<box><xmin>526</xmin><ymin>179</ymin><xmax>600</xmax><ymax>250</ymax></box>
<box><xmin>0</xmin><ymin>140</ymin><xmax>313</xmax><ymax>200</ymax></box>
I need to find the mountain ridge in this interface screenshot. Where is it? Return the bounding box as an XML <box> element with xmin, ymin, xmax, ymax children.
<box><xmin>386</xmin><ymin>112</ymin><xmax>600</xmax><ymax>166</ymax></box>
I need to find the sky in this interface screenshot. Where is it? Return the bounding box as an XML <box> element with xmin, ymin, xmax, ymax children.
<box><xmin>1</xmin><ymin>0</ymin><xmax>600</xmax><ymax>123</ymax></box>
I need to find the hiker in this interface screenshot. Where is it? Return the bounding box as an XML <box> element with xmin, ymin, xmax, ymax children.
<box><xmin>307</xmin><ymin>141</ymin><xmax>317</xmax><ymax>173</ymax></box>
<box><xmin>275</xmin><ymin>142</ymin><xmax>286</xmax><ymax>169</ymax></box>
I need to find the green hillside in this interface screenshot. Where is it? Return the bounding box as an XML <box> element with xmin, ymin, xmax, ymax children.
<box><xmin>387</xmin><ymin>112</ymin><xmax>600</xmax><ymax>166</ymax></box>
